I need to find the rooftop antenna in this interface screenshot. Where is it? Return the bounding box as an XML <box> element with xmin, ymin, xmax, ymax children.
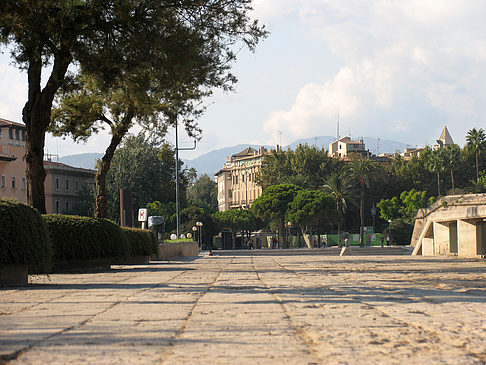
<box><xmin>277</xmin><ymin>129</ymin><xmax>284</xmax><ymax>148</ymax></box>
<box><xmin>377</xmin><ymin>138</ymin><xmax>380</xmax><ymax>156</ymax></box>
<box><xmin>314</xmin><ymin>137</ymin><xmax>319</xmax><ymax>146</ymax></box>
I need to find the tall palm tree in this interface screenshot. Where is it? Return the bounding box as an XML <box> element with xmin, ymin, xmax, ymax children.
<box><xmin>442</xmin><ymin>144</ymin><xmax>461</xmax><ymax>190</ymax></box>
<box><xmin>426</xmin><ymin>148</ymin><xmax>445</xmax><ymax>196</ymax></box>
<box><xmin>466</xmin><ymin>128</ymin><xmax>486</xmax><ymax>182</ymax></box>
<box><xmin>321</xmin><ymin>168</ymin><xmax>358</xmax><ymax>246</ymax></box>
<box><xmin>349</xmin><ymin>157</ymin><xmax>378</xmax><ymax>247</ymax></box>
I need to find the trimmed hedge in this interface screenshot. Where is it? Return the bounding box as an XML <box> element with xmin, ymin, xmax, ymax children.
<box><xmin>121</xmin><ymin>227</ymin><xmax>158</xmax><ymax>257</ymax></box>
<box><xmin>43</xmin><ymin>215</ymin><xmax>130</xmax><ymax>262</ymax></box>
<box><xmin>0</xmin><ymin>200</ymin><xmax>52</xmax><ymax>273</ymax></box>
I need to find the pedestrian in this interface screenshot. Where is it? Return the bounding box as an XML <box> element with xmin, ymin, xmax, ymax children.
<box><xmin>386</xmin><ymin>234</ymin><xmax>390</xmax><ymax>246</ymax></box>
<box><xmin>381</xmin><ymin>236</ymin><xmax>384</xmax><ymax>247</ymax></box>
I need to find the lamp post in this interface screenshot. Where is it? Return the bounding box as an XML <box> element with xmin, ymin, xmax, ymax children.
<box><xmin>192</xmin><ymin>226</ymin><xmax>197</xmax><ymax>245</ymax></box>
<box><xmin>196</xmin><ymin>221</ymin><xmax>203</xmax><ymax>249</ymax></box>
<box><xmin>370</xmin><ymin>205</ymin><xmax>376</xmax><ymax>234</ymax></box>
<box><xmin>387</xmin><ymin>219</ymin><xmax>392</xmax><ymax>247</ymax></box>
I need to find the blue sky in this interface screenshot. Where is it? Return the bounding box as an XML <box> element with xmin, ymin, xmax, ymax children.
<box><xmin>1</xmin><ymin>0</ymin><xmax>486</xmax><ymax>159</ymax></box>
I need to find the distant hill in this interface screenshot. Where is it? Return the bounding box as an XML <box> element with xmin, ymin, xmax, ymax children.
<box><xmin>183</xmin><ymin>144</ymin><xmax>273</xmax><ymax>178</ymax></box>
<box><xmin>184</xmin><ymin>136</ymin><xmax>408</xmax><ymax>177</ymax></box>
<box><xmin>59</xmin><ymin>153</ymin><xmax>103</xmax><ymax>170</ymax></box>
<box><xmin>58</xmin><ymin>136</ymin><xmax>409</xmax><ymax>177</ymax></box>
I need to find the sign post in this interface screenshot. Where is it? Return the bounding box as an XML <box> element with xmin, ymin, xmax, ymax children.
<box><xmin>138</xmin><ymin>208</ymin><xmax>148</xmax><ymax>229</ymax></box>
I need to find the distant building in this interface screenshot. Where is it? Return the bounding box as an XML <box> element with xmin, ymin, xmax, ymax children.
<box><xmin>0</xmin><ymin>118</ymin><xmax>27</xmax><ymax>203</ymax></box>
<box><xmin>44</xmin><ymin>160</ymin><xmax>96</xmax><ymax>214</ymax></box>
<box><xmin>215</xmin><ymin>146</ymin><xmax>270</xmax><ymax>211</ymax></box>
<box><xmin>1</xmin><ymin>117</ymin><xmax>96</xmax><ymax>212</ymax></box>
<box><xmin>328</xmin><ymin>136</ymin><xmax>367</xmax><ymax>158</ymax></box>
<box><xmin>403</xmin><ymin>147</ymin><xmax>424</xmax><ymax>160</ymax></box>
<box><xmin>434</xmin><ymin>125</ymin><xmax>455</xmax><ymax>149</ymax></box>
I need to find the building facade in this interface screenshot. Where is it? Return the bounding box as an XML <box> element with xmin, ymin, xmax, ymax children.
<box><xmin>328</xmin><ymin>137</ymin><xmax>367</xmax><ymax>158</ymax></box>
<box><xmin>44</xmin><ymin>160</ymin><xmax>96</xmax><ymax>214</ymax></box>
<box><xmin>215</xmin><ymin>146</ymin><xmax>270</xmax><ymax>211</ymax></box>
<box><xmin>0</xmin><ymin>118</ymin><xmax>27</xmax><ymax>203</ymax></box>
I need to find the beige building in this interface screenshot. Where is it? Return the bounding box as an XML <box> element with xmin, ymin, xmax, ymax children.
<box><xmin>44</xmin><ymin>160</ymin><xmax>96</xmax><ymax>214</ymax></box>
<box><xmin>328</xmin><ymin>137</ymin><xmax>367</xmax><ymax>158</ymax></box>
<box><xmin>0</xmin><ymin>118</ymin><xmax>27</xmax><ymax>203</ymax></box>
<box><xmin>0</xmin><ymin>117</ymin><xmax>96</xmax><ymax>212</ymax></box>
<box><xmin>215</xmin><ymin>146</ymin><xmax>270</xmax><ymax>211</ymax></box>
<box><xmin>411</xmin><ymin>194</ymin><xmax>486</xmax><ymax>258</ymax></box>
<box><xmin>434</xmin><ymin>125</ymin><xmax>455</xmax><ymax>149</ymax></box>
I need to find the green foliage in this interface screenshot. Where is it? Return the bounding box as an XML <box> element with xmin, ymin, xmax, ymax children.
<box><xmin>65</xmin><ymin>184</ymin><xmax>96</xmax><ymax>217</ymax></box>
<box><xmin>121</xmin><ymin>227</ymin><xmax>158</xmax><ymax>257</ymax></box>
<box><xmin>385</xmin><ymin>219</ymin><xmax>414</xmax><ymax>245</ymax></box>
<box><xmin>467</xmin><ymin>171</ymin><xmax>486</xmax><ymax>193</ymax></box>
<box><xmin>43</xmin><ymin>215</ymin><xmax>130</xmax><ymax>262</ymax></box>
<box><xmin>252</xmin><ymin>184</ymin><xmax>302</xmax><ymax>230</ymax></box>
<box><xmin>147</xmin><ymin>201</ymin><xmax>176</xmax><ymax>232</ymax></box>
<box><xmin>214</xmin><ymin>209</ymin><xmax>261</xmax><ymax>232</ymax></box>
<box><xmin>187</xmin><ymin>174</ymin><xmax>218</xmax><ymax>213</ymax></box>
<box><xmin>377</xmin><ymin>189</ymin><xmax>435</xmax><ymax>224</ymax></box>
<box><xmin>286</xmin><ymin>190</ymin><xmax>337</xmax><ymax>234</ymax></box>
<box><xmin>0</xmin><ymin>200</ymin><xmax>52</xmax><ymax>273</ymax></box>
<box><xmin>180</xmin><ymin>205</ymin><xmax>217</xmax><ymax>246</ymax></box>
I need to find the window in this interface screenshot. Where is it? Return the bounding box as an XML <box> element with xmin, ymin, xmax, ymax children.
<box><xmin>55</xmin><ymin>177</ymin><xmax>60</xmax><ymax>190</ymax></box>
<box><xmin>56</xmin><ymin>201</ymin><xmax>60</xmax><ymax>214</ymax></box>
<box><xmin>8</xmin><ymin>128</ymin><xmax>13</xmax><ymax>139</ymax></box>
<box><xmin>21</xmin><ymin>177</ymin><xmax>26</xmax><ymax>190</ymax></box>
<box><xmin>1</xmin><ymin>175</ymin><xmax>5</xmax><ymax>188</ymax></box>
<box><xmin>65</xmin><ymin>178</ymin><xmax>70</xmax><ymax>192</ymax></box>
<box><xmin>75</xmin><ymin>179</ymin><xmax>79</xmax><ymax>192</ymax></box>
<box><xmin>0</xmin><ymin>128</ymin><xmax>2</xmax><ymax>139</ymax></box>
<box><xmin>15</xmin><ymin>129</ymin><xmax>19</xmax><ymax>140</ymax></box>
<box><xmin>11</xmin><ymin>177</ymin><xmax>16</xmax><ymax>189</ymax></box>
<box><xmin>66</xmin><ymin>201</ymin><xmax>70</xmax><ymax>211</ymax></box>
<box><xmin>21</xmin><ymin>130</ymin><xmax>26</xmax><ymax>141</ymax></box>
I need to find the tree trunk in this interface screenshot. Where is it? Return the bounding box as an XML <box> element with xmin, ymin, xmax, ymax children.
<box><xmin>95</xmin><ymin>118</ymin><xmax>132</xmax><ymax>218</ymax></box>
<box><xmin>476</xmin><ymin>152</ymin><xmax>480</xmax><ymax>182</ymax></box>
<box><xmin>231</xmin><ymin>231</ymin><xmax>236</xmax><ymax>250</ymax></box>
<box><xmin>337</xmin><ymin>221</ymin><xmax>342</xmax><ymax>247</ymax></box>
<box><xmin>23</xmin><ymin>50</ymin><xmax>72</xmax><ymax>212</ymax></box>
<box><xmin>437</xmin><ymin>171</ymin><xmax>441</xmax><ymax>196</ymax></box>
<box><xmin>360</xmin><ymin>182</ymin><xmax>365</xmax><ymax>247</ymax></box>
<box><xmin>451</xmin><ymin>168</ymin><xmax>455</xmax><ymax>190</ymax></box>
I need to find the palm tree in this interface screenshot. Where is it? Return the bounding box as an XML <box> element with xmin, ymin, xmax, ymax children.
<box><xmin>349</xmin><ymin>157</ymin><xmax>378</xmax><ymax>247</ymax></box>
<box><xmin>322</xmin><ymin>168</ymin><xmax>358</xmax><ymax>246</ymax></box>
<box><xmin>442</xmin><ymin>144</ymin><xmax>461</xmax><ymax>190</ymax></box>
<box><xmin>426</xmin><ymin>148</ymin><xmax>445</xmax><ymax>196</ymax></box>
<box><xmin>466</xmin><ymin>128</ymin><xmax>486</xmax><ymax>182</ymax></box>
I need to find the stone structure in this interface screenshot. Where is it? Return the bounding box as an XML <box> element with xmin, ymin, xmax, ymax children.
<box><xmin>328</xmin><ymin>136</ymin><xmax>367</xmax><ymax>158</ymax></box>
<box><xmin>0</xmin><ymin>118</ymin><xmax>27</xmax><ymax>203</ymax></box>
<box><xmin>411</xmin><ymin>194</ymin><xmax>486</xmax><ymax>258</ymax></box>
<box><xmin>215</xmin><ymin>146</ymin><xmax>270</xmax><ymax>211</ymax></box>
<box><xmin>434</xmin><ymin>125</ymin><xmax>455</xmax><ymax>149</ymax></box>
<box><xmin>44</xmin><ymin>160</ymin><xmax>96</xmax><ymax>214</ymax></box>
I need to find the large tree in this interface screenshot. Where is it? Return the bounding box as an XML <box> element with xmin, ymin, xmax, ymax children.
<box><xmin>0</xmin><ymin>0</ymin><xmax>266</xmax><ymax>213</ymax></box>
<box><xmin>349</xmin><ymin>157</ymin><xmax>378</xmax><ymax>247</ymax></box>
<box><xmin>252</xmin><ymin>184</ymin><xmax>302</xmax><ymax>247</ymax></box>
<box><xmin>466</xmin><ymin>128</ymin><xmax>486</xmax><ymax>182</ymax></box>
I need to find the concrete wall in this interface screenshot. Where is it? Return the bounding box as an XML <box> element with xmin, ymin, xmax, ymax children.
<box><xmin>158</xmin><ymin>241</ymin><xmax>199</xmax><ymax>260</ymax></box>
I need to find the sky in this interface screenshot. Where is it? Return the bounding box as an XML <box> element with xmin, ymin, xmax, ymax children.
<box><xmin>1</xmin><ymin>0</ymin><xmax>486</xmax><ymax>159</ymax></box>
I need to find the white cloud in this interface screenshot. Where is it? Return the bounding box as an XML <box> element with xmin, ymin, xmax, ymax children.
<box><xmin>262</xmin><ymin>0</ymin><xmax>486</xmax><ymax>145</ymax></box>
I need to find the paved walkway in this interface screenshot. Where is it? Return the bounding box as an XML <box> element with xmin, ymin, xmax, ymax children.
<box><xmin>0</xmin><ymin>254</ymin><xmax>485</xmax><ymax>364</ymax></box>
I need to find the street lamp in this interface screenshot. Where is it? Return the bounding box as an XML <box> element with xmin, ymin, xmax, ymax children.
<box><xmin>387</xmin><ymin>219</ymin><xmax>392</xmax><ymax>246</ymax></box>
<box><xmin>370</xmin><ymin>205</ymin><xmax>376</xmax><ymax>234</ymax></box>
<box><xmin>196</xmin><ymin>221</ymin><xmax>203</xmax><ymax>249</ymax></box>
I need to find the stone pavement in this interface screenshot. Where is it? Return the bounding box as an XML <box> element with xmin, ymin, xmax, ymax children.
<box><xmin>0</xmin><ymin>254</ymin><xmax>485</xmax><ymax>364</ymax></box>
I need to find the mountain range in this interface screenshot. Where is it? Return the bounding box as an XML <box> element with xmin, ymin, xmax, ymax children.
<box><xmin>58</xmin><ymin>136</ymin><xmax>408</xmax><ymax>177</ymax></box>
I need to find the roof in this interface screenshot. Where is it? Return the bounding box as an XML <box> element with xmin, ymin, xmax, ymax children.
<box><xmin>232</xmin><ymin>146</ymin><xmax>258</xmax><ymax>158</ymax></box>
<box><xmin>438</xmin><ymin>126</ymin><xmax>454</xmax><ymax>146</ymax></box>
<box><xmin>0</xmin><ymin>117</ymin><xmax>26</xmax><ymax>129</ymax></box>
<box><xmin>43</xmin><ymin>160</ymin><xmax>96</xmax><ymax>175</ymax></box>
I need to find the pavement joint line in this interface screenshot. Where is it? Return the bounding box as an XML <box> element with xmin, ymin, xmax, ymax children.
<box><xmin>251</xmin><ymin>256</ymin><xmax>323</xmax><ymax>364</ymax></box>
<box><xmin>1</xmin><ymin>269</ymin><xmax>190</xmax><ymax>364</ymax></box>
<box><xmin>279</xmin><ymin>256</ymin><xmax>486</xmax><ymax>364</ymax></box>
<box><xmin>156</xmin><ymin>257</ymin><xmax>234</xmax><ymax>365</ymax></box>
<box><xmin>0</xmin><ymin>272</ymin><xmax>144</xmax><ymax>317</ymax></box>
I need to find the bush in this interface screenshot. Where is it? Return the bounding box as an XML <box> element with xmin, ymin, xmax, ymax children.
<box><xmin>43</xmin><ymin>215</ymin><xmax>130</xmax><ymax>262</ymax></box>
<box><xmin>385</xmin><ymin>219</ymin><xmax>414</xmax><ymax>245</ymax></box>
<box><xmin>122</xmin><ymin>227</ymin><xmax>158</xmax><ymax>257</ymax></box>
<box><xmin>0</xmin><ymin>199</ymin><xmax>52</xmax><ymax>273</ymax></box>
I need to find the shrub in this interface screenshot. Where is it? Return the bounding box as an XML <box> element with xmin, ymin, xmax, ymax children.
<box><xmin>0</xmin><ymin>199</ymin><xmax>52</xmax><ymax>273</ymax></box>
<box><xmin>122</xmin><ymin>227</ymin><xmax>158</xmax><ymax>257</ymax></box>
<box><xmin>384</xmin><ymin>219</ymin><xmax>414</xmax><ymax>245</ymax></box>
<box><xmin>43</xmin><ymin>215</ymin><xmax>130</xmax><ymax>262</ymax></box>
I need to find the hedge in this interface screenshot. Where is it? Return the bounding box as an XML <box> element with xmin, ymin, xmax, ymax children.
<box><xmin>0</xmin><ymin>199</ymin><xmax>52</xmax><ymax>273</ymax></box>
<box><xmin>121</xmin><ymin>227</ymin><xmax>158</xmax><ymax>257</ymax></box>
<box><xmin>43</xmin><ymin>215</ymin><xmax>130</xmax><ymax>262</ymax></box>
